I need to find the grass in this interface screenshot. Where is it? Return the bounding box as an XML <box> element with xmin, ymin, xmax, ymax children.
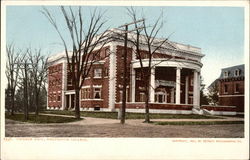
<box><xmin>153</xmin><ymin>121</ymin><xmax>244</xmax><ymax>125</ymax></box>
<box><xmin>220</xmin><ymin>115</ymin><xmax>244</xmax><ymax>118</ymax></box>
<box><xmin>42</xmin><ymin>110</ymin><xmax>220</xmax><ymax>119</ymax></box>
<box><xmin>5</xmin><ymin>113</ymin><xmax>82</xmax><ymax>123</ymax></box>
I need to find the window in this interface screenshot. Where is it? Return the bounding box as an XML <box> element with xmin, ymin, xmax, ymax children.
<box><xmin>104</xmin><ymin>68</ymin><xmax>109</xmax><ymax>77</ymax></box>
<box><xmin>155</xmin><ymin>91</ymin><xmax>166</xmax><ymax>103</ymax></box>
<box><xmin>94</xmin><ymin>105</ymin><xmax>100</xmax><ymax>111</ymax></box>
<box><xmin>190</xmin><ymin>78</ymin><xmax>194</xmax><ymax>86</ymax></box>
<box><xmin>224</xmin><ymin>71</ymin><xmax>229</xmax><ymax>78</ymax></box>
<box><xmin>121</xmin><ymin>50</ymin><xmax>125</xmax><ymax>59</ymax></box>
<box><xmin>57</xmin><ymin>95</ymin><xmax>61</xmax><ymax>101</ymax></box>
<box><xmin>81</xmin><ymin>88</ymin><xmax>91</xmax><ymax>99</ymax></box>
<box><xmin>67</xmin><ymin>78</ymin><xmax>72</xmax><ymax>86</ymax></box>
<box><xmin>235</xmin><ymin>83</ymin><xmax>240</xmax><ymax>93</ymax></box>
<box><xmin>94</xmin><ymin>68</ymin><xmax>102</xmax><ymax>78</ymax></box>
<box><xmin>81</xmin><ymin>89</ymin><xmax>84</xmax><ymax>99</ymax></box>
<box><xmin>119</xmin><ymin>89</ymin><xmax>129</xmax><ymax>102</ymax></box>
<box><xmin>53</xmin><ymin>93</ymin><xmax>57</xmax><ymax>102</ymax></box>
<box><xmin>104</xmin><ymin>48</ymin><xmax>110</xmax><ymax>58</ymax></box>
<box><xmin>94</xmin><ymin>88</ymin><xmax>101</xmax><ymax>99</ymax></box>
<box><xmin>234</xmin><ymin>69</ymin><xmax>240</xmax><ymax>77</ymax></box>
<box><xmin>136</xmin><ymin>71</ymin><xmax>142</xmax><ymax>80</ymax></box>
<box><xmin>224</xmin><ymin>84</ymin><xmax>228</xmax><ymax>93</ymax></box>
<box><xmin>139</xmin><ymin>92</ymin><xmax>145</xmax><ymax>102</ymax></box>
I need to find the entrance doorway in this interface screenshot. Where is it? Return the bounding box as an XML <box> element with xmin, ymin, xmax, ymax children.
<box><xmin>155</xmin><ymin>91</ymin><xmax>166</xmax><ymax>103</ymax></box>
<box><xmin>65</xmin><ymin>94</ymin><xmax>75</xmax><ymax>109</ymax></box>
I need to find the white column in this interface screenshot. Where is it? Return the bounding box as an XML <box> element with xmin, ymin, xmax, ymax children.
<box><xmin>131</xmin><ymin>68</ymin><xmax>135</xmax><ymax>102</ymax></box>
<box><xmin>185</xmin><ymin>76</ymin><xmax>189</xmax><ymax>104</ymax></box>
<box><xmin>69</xmin><ymin>94</ymin><xmax>71</xmax><ymax>109</ymax></box>
<box><xmin>193</xmin><ymin>70</ymin><xmax>200</xmax><ymax>108</ymax></box>
<box><xmin>175</xmin><ymin>67</ymin><xmax>181</xmax><ymax>104</ymax></box>
<box><xmin>171</xmin><ymin>88</ymin><xmax>174</xmax><ymax>103</ymax></box>
<box><xmin>108</xmin><ymin>43</ymin><xmax>117</xmax><ymax>111</ymax></box>
<box><xmin>150</xmin><ymin>67</ymin><xmax>155</xmax><ymax>102</ymax></box>
<box><xmin>197</xmin><ymin>72</ymin><xmax>200</xmax><ymax>107</ymax></box>
<box><xmin>62</xmin><ymin>61</ymin><xmax>67</xmax><ymax>110</ymax></box>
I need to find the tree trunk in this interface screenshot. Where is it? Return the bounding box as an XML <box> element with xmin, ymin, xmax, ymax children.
<box><xmin>35</xmin><ymin>92</ymin><xmax>39</xmax><ymax>116</ymax></box>
<box><xmin>24</xmin><ymin>82</ymin><xmax>28</xmax><ymax>121</ymax></box>
<box><xmin>24</xmin><ymin>64</ymin><xmax>29</xmax><ymax>121</ymax></box>
<box><xmin>11</xmin><ymin>89</ymin><xmax>15</xmax><ymax>115</ymax></box>
<box><xmin>75</xmin><ymin>88</ymin><xmax>80</xmax><ymax>119</ymax></box>
<box><xmin>144</xmin><ymin>77</ymin><xmax>150</xmax><ymax>123</ymax></box>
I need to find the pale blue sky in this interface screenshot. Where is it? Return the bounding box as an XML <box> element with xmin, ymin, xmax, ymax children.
<box><xmin>6</xmin><ymin>6</ymin><xmax>245</xmax><ymax>87</ymax></box>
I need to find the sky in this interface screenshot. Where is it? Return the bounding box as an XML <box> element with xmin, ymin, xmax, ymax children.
<box><xmin>6</xmin><ymin>5</ymin><xmax>245</xmax><ymax>88</ymax></box>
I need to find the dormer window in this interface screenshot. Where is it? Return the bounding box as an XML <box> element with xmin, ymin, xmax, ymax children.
<box><xmin>223</xmin><ymin>71</ymin><xmax>229</xmax><ymax>78</ymax></box>
<box><xmin>234</xmin><ymin>69</ymin><xmax>240</xmax><ymax>77</ymax></box>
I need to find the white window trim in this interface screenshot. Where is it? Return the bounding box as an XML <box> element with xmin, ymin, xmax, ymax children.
<box><xmin>234</xmin><ymin>69</ymin><xmax>240</xmax><ymax>77</ymax></box>
<box><xmin>155</xmin><ymin>91</ymin><xmax>166</xmax><ymax>103</ymax></box>
<box><xmin>81</xmin><ymin>88</ymin><xmax>91</xmax><ymax>100</ymax></box>
<box><xmin>93</xmin><ymin>85</ymin><xmax>102</xmax><ymax>88</ymax></box>
<box><xmin>81</xmin><ymin>85</ymin><xmax>91</xmax><ymax>88</ymax></box>
<box><xmin>93</xmin><ymin>87</ymin><xmax>102</xmax><ymax>99</ymax></box>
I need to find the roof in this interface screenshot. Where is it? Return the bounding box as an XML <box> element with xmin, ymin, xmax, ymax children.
<box><xmin>48</xmin><ymin>28</ymin><xmax>204</xmax><ymax>63</ymax></box>
<box><xmin>110</xmin><ymin>28</ymin><xmax>203</xmax><ymax>56</ymax></box>
<box><xmin>208</xmin><ymin>79</ymin><xmax>219</xmax><ymax>89</ymax></box>
<box><xmin>48</xmin><ymin>51</ymin><xmax>73</xmax><ymax>63</ymax></box>
<box><xmin>219</xmin><ymin>64</ymin><xmax>244</xmax><ymax>79</ymax></box>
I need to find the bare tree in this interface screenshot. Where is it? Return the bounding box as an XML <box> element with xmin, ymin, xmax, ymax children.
<box><xmin>5</xmin><ymin>43</ymin><xmax>22</xmax><ymax>115</ymax></box>
<box><xmin>28</xmin><ymin>48</ymin><xmax>48</xmax><ymax>116</ymax></box>
<box><xmin>42</xmin><ymin>6</ymin><xmax>110</xmax><ymax>119</ymax></box>
<box><xmin>19</xmin><ymin>53</ymin><xmax>31</xmax><ymax>120</ymax></box>
<box><xmin>127</xmin><ymin>7</ymin><xmax>170</xmax><ymax>123</ymax></box>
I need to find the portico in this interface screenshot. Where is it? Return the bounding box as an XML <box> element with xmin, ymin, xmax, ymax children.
<box><xmin>64</xmin><ymin>91</ymin><xmax>75</xmax><ymax>110</ymax></box>
<box><xmin>131</xmin><ymin>58</ymin><xmax>202</xmax><ymax>108</ymax></box>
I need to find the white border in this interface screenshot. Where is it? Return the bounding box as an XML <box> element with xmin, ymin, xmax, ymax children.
<box><xmin>1</xmin><ymin>1</ymin><xmax>249</xmax><ymax>160</ymax></box>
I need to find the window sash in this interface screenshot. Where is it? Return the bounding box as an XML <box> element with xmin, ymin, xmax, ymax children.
<box><xmin>94</xmin><ymin>69</ymin><xmax>102</xmax><ymax>78</ymax></box>
<box><xmin>94</xmin><ymin>88</ymin><xmax>101</xmax><ymax>99</ymax></box>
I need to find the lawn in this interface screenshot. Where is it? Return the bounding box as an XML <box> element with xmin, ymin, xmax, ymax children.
<box><xmin>5</xmin><ymin>113</ymin><xmax>82</xmax><ymax>123</ymax></box>
<box><xmin>153</xmin><ymin>121</ymin><xmax>244</xmax><ymax>125</ymax></box>
<box><xmin>42</xmin><ymin>110</ymin><xmax>220</xmax><ymax>119</ymax></box>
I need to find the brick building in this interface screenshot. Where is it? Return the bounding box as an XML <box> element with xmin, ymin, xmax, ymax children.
<box><xmin>47</xmin><ymin>28</ymin><xmax>205</xmax><ymax>114</ymax></box>
<box><xmin>218</xmin><ymin>64</ymin><xmax>245</xmax><ymax>114</ymax></box>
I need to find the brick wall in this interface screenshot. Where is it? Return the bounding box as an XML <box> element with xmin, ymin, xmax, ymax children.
<box><xmin>78</xmin><ymin>46</ymin><xmax>110</xmax><ymax>109</ymax></box>
<box><xmin>48</xmin><ymin>63</ymin><xmax>63</xmax><ymax>108</ymax></box>
<box><xmin>219</xmin><ymin>79</ymin><xmax>244</xmax><ymax>95</ymax></box>
<box><xmin>219</xmin><ymin>78</ymin><xmax>244</xmax><ymax>112</ymax></box>
<box><xmin>80</xmin><ymin>100</ymin><xmax>103</xmax><ymax>109</ymax></box>
<box><xmin>201</xmin><ymin>105</ymin><xmax>237</xmax><ymax>112</ymax></box>
<box><xmin>115</xmin><ymin>45</ymin><xmax>132</xmax><ymax>102</ymax></box>
<box><xmin>219</xmin><ymin>96</ymin><xmax>244</xmax><ymax>112</ymax></box>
